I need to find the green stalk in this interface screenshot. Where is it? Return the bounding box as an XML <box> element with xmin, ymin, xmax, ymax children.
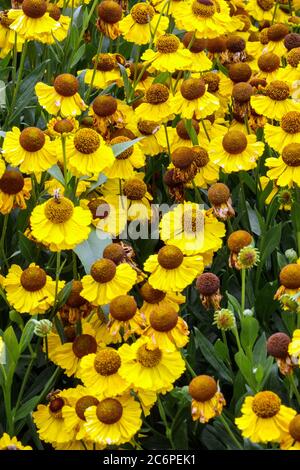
<box><xmin>289</xmin><ymin>373</ymin><xmax>300</xmax><ymax>407</ymax></box>
<box><xmin>157</xmin><ymin>395</ymin><xmax>175</xmax><ymax>449</ymax></box>
<box><xmin>218</xmin><ymin>414</ymin><xmax>243</xmax><ymax>450</ymax></box>
<box><xmin>241</xmin><ymin>268</ymin><xmax>246</xmax><ymax>312</ymax></box>
<box><xmin>0</xmin><ymin>214</ymin><xmax>9</xmax><ymax>270</ymax></box>
<box><xmin>85</xmin><ymin>33</ymin><xmax>104</xmax><ymax>103</ymax></box>
<box><xmin>163</xmin><ymin>123</ymin><xmax>171</xmax><ymax>162</ymax></box>
<box><xmin>13</xmin><ymin>355</ymin><xmax>35</xmax><ymax>418</ymax></box>
<box><xmin>61</xmin><ymin>136</ymin><xmax>68</xmax><ymax>186</ymax></box>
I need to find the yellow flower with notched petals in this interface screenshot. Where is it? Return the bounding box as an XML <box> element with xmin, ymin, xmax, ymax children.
<box><xmin>0</xmin><ymin>433</ymin><xmax>32</xmax><ymax>450</ymax></box>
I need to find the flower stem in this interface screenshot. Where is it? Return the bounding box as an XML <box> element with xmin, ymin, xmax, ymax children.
<box><xmin>0</xmin><ymin>214</ymin><xmax>9</xmax><ymax>271</ymax></box>
<box><xmin>241</xmin><ymin>268</ymin><xmax>246</xmax><ymax>312</ymax></box>
<box><xmin>218</xmin><ymin>414</ymin><xmax>243</xmax><ymax>450</ymax></box>
<box><xmin>157</xmin><ymin>395</ymin><xmax>175</xmax><ymax>449</ymax></box>
<box><xmin>289</xmin><ymin>373</ymin><xmax>300</xmax><ymax>408</ymax></box>
<box><xmin>85</xmin><ymin>33</ymin><xmax>104</xmax><ymax>103</ymax></box>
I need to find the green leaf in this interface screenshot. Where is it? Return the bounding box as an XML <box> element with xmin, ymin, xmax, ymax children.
<box><xmin>74</xmin><ymin>228</ymin><xmax>112</xmax><ymax>273</ymax></box>
<box><xmin>3</xmin><ymin>326</ymin><xmax>19</xmax><ymax>364</ymax></box>
<box><xmin>246</xmin><ymin>203</ymin><xmax>261</xmax><ymax>236</ymax></box>
<box><xmin>184</xmin><ymin>119</ymin><xmax>198</xmax><ymax>145</ymax></box>
<box><xmin>70</xmin><ymin>43</ymin><xmax>86</xmax><ymax>68</ymax></box>
<box><xmin>55</xmin><ymin>281</ymin><xmax>74</xmax><ymax>310</ymax></box>
<box><xmin>9</xmin><ymin>310</ymin><xmax>24</xmax><ymax>330</ymax></box>
<box><xmin>47</xmin><ymin>164</ymin><xmax>65</xmax><ymax>186</ymax></box>
<box><xmin>226</xmin><ymin>292</ymin><xmax>241</xmax><ymax>316</ymax></box>
<box><xmin>18</xmin><ymin>231</ymin><xmax>38</xmax><ymax>263</ymax></box>
<box><xmin>240</xmin><ymin>316</ymin><xmax>259</xmax><ymax>353</ymax></box>
<box><xmin>111</xmin><ymin>136</ymin><xmax>144</xmax><ymax>158</ymax></box>
<box><xmin>234</xmin><ymin>350</ymin><xmax>257</xmax><ymax>391</ymax></box>
<box><xmin>118</xmin><ymin>63</ymin><xmax>133</xmax><ymax>100</ymax></box>
<box><xmin>15</xmin><ymin>396</ymin><xmax>40</xmax><ymax>422</ymax></box>
<box><xmin>19</xmin><ymin>320</ymin><xmax>35</xmax><ymax>353</ymax></box>
<box><xmin>259</xmin><ymin>223</ymin><xmax>282</xmax><ymax>265</ymax></box>
<box><xmin>153</xmin><ymin>72</ymin><xmax>170</xmax><ymax>84</ymax></box>
<box><xmin>214</xmin><ymin>339</ymin><xmax>229</xmax><ymax>362</ymax></box>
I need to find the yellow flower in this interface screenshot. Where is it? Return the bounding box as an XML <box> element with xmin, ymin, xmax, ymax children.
<box><xmin>8</xmin><ymin>0</ymin><xmax>60</xmax><ymax>43</ymax></box>
<box><xmin>81</xmin><ymin>258</ymin><xmax>137</xmax><ymax>305</ymax></box>
<box><xmin>254</xmin><ymin>52</ymin><xmax>282</xmax><ymax>83</ymax></box>
<box><xmin>58</xmin><ymin>128</ymin><xmax>114</xmax><ymax>177</ymax></box>
<box><xmin>46</xmin><ymin>116</ymin><xmax>79</xmax><ymax>139</ymax></box>
<box><xmin>160</xmin><ymin>202</ymin><xmax>225</xmax><ymax>256</ymax></box>
<box><xmin>119</xmin><ymin>2</ymin><xmax>168</xmax><ymax>45</ymax></box>
<box><xmin>30</xmin><ymin>195</ymin><xmax>91</xmax><ymax>252</ymax></box>
<box><xmin>288</xmin><ymin>329</ymin><xmax>300</xmax><ymax>360</ymax></box>
<box><xmin>78</xmin><ymin>348</ymin><xmax>130</xmax><ymax>396</ymax></box>
<box><xmin>89</xmin><ymin>310</ymin><xmax>120</xmax><ymax>346</ymax></box>
<box><xmin>189</xmin><ymin>375</ymin><xmax>226</xmax><ymax>423</ymax></box>
<box><xmin>210</xmin><ymin>129</ymin><xmax>265</xmax><ymax>173</ymax></box>
<box><xmin>104</xmin><ymin>136</ymin><xmax>145</xmax><ymax>179</ymax></box>
<box><xmin>250</xmin><ymin>81</ymin><xmax>300</xmax><ymax>121</ymax></box>
<box><xmin>141</xmin><ymin>34</ymin><xmax>193</xmax><ymax>73</ymax></box>
<box><xmin>142</xmin><ymin>304</ymin><xmax>189</xmax><ymax>351</ymax></box>
<box><xmin>35</xmin><ymin>74</ymin><xmax>87</xmax><ymax>117</ymax></box>
<box><xmin>264</xmin><ymin>111</ymin><xmax>300</xmax><ymax>153</ymax></box>
<box><xmin>281</xmin><ymin>414</ymin><xmax>300</xmax><ymax>450</ymax></box>
<box><xmin>53</xmin><ymin>440</ymin><xmax>105</xmax><ymax>450</ymax></box>
<box><xmin>135</xmin><ymin>119</ymin><xmax>163</xmax><ymax>157</ymax></box>
<box><xmin>0</xmin><ymin>169</ymin><xmax>31</xmax><ymax>214</ymax></box>
<box><xmin>171</xmin><ymin>78</ymin><xmax>219</xmax><ymax>120</ymax></box>
<box><xmin>235</xmin><ymin>391</ymin><xmax>296</xmax><ymax>443</ymax></box>
<box><xmin>172</xmin><ymin>0</ymin><xmax>243</xmax><ymax>39</ymax></box>
<box><xmin>45</xmin><ymin>178</ymin><xmax>89</xmax><ymax>198</ymax></box>
<box><xmin>139</xmin><ymin>281</ymin><xmax>185</xmax><ymax>319</ymax></box>
<box><xmin>108</xmin><ymin>294</ymin><xmax>146</xmax><ymax>340</ymax></box>
<box><xmin>96</xmin><ymin>0</ymin><xmax>122</xmax><ymax>40</ymax></box>
<box><xmin>89</xmin><ymin>95</ymin><xmax>128</xmax><ymax>139</ymax></box>
<box><xmin>266</xmin><ymin>143</ymin><xmax>300</xmax><ymax>187</ymax></box>
<box><xmin>144</xmin><ymin>245</ymin><xmax>203</xmax><ymax>292</ymax></box>
<box><xmin>118</xmin><ymin>337</ymin><xmax>185</xmax><ymax>391</ymax></box>
<box><xmin>0</xmin><ymin>10</ymin><xmax>24</xmax><ymax>58</ymax></box>
<box><xmin>245</xmin><ymin>0</ymin><xmax>288</xmax><ymax>23</ymax></box>
<box><xmin>41</xmin><ymin>4</ymin><xmax>70</xmax><ymax>45</ymax></box>
<box><xmin>135</xmin><ymin>83</ymin><xmax>174</xmax><ymax>122</ymax></box>
<box><xmin>134</xmin><ymin>388</ymin><xmax>157</xmax><ymax>417</ymax></box>
<box><xmin>181</xmin><ymin>31</ymin><xmax>212</xmax><ymax>72</ymax></box>
<box><xmin>0</xmin><ymin>433</ymin><xmax>32</xmax><ymax>450</ymax></box>
<box><xmin>84</xmin><ymin>394</ymin><xmax>142</xmax><ymax>445</ymax></box>
<box><xmin>33</xmin><ymin>390</ymin><xmax>76</xmax><ymax>444</ymax></box>
<box><xmin>80</xmin><ymin>53</ymin><xmax>125</xmax><ymax>90</ymax></box>
<box><xmin>3</xmin><ymin>263</ymin><xmax>64</xmax><ymax>315</ymax></box>
<box><xmin>80</xmin><ymin>195</ymin><xmax>127</xmax><ymax>237</ymax></box>
<box><xmin>2</xmin><ymin>126</ymin><xmax>57</xmax><ymax>173</ymax></box>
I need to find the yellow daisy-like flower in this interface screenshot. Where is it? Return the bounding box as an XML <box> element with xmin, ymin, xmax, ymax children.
<box><xmin>235</xmin><ymin>391</ymin><xmax>296</xmax><ymax>443</ymax></box>
<box><xmin>89</xmin><ymin>95</ymin><xmax>128</xmax><ymax>139</ymax></box>
<box><xmin>45</xmin><ymin>178</ymin><xmax>89</xmax><ymax>198</ymax></box>
<box><xmin>152</xmin><ymin>0</ymin><xmax>184</xmax><ymax>15</ymax></box>
<box><xmin>53</xmin><ymin>440</ymin><xmax>105</xmax><ymax>450</ymax></box>
<box><xmin>41</xmin><ymin>4</ymin><xmax>70</xmax><ymax>45</ymax></box>
<box><xmin>3</xmin><ymin>263</ymin><xmax>64</xmax><ymax>315</ymax></box>
<box><xmin>288</xmin><ymin>329</ymin><xmax>300</xmax><ymax>361</ymax></box>
<box><xmin>89</xmin><ymin>310</ymin><xmax>120</xmax><ymax>346</ymax></box>
<box><xmin>84</xmin><ymin>394</ymin><xmax>142</xmax><ymax>445</ymax></box>
<box><xmin>30</xmin><ymin>195</ymin><xmax>91</xmax><ymax>252</ymax></box>
<box><xmin>0</xmin><ymin>433</ymin><xmax>32</xmax><ymax>450</ymax></box>
<box><xmin>142</xmin><ymin>304</ymin><xmax>189</xmax><ymax>351</ymax></box>
<box><xmin>144</xmin><ymin>245</ymin><xmax>203</xmax><ymax>292</ymax></box>
<box><xmin>33</xmin><ymin>390</ymin><xmax>75</xmax><ymax>444</ymax></box>
<box><xmin>96</xmin><ymin>0</ymin><xmax>122</xmax><ymax>40</ymax></box>
<box><xmin>0</xmin><ymin>169</ymin><xmax>31</xmax><ymax>215</ymax></box>
<box><xmin>245</xmin><ymin>0</ymin><xmax>287</xmax><ymax>23</ymax></box>
<box><xmin>104</xmin><ymin>136</ymin><xmax>145</xmax><ymax>179</ymax></box>
<box><xmin>58</xmin><ymin>127</ymin><xmax>114</xmax><ymax>177</ymax></box>
<box><xmin>8</xmin><ymin>0</ymin><xmax>60</xmax><ymax>43</ymax></box>
<box><xmin>281</xmin><ymin>414</ymin><xmax>300</xmax><ymax>450</ymax></box>
<box><xmin>139</xmin><ymin>281</ymin><xmax>185</xmax><ymax>318</ymax></box>
<box><xmin>46</xmin><ymin>320</ymin><xmax>94</xmax><ymax>361</ymax></box>
<box><xmin>274</xmin><ymin>264</ymin><xmax>300</xmax><ymax>302</ymax></box>
<box><xmin>264</xmin><ymin>112</ymin><xmax>300</xmax><ymax>153</ymax></box>
<box><xmin>81</xmin><ymin>258</ymin><xmax>137</xmax><ymax>306</ymax></box>
<box><xmin>250</xmin><ymin>81</ymin><xmax>300</xmax><ymax>121</ymax></box>
<box><xmin>50</xmin><ymin>328</ymin><xmax>99</xmax><ymax>378</ymax></box>
<box><xmin>0</xmin><ymin>10</ymin><xmax>24</xmax><ymax>58</ymax></box>
<box><xmin>46</xmin><ymin>116</ymin><xmax>78</xmax><ymax>139</ymax></box>
<box><xmin>118</xmin><ymin>336</ymin><xmax>185</xmax><ymax>391</ymax></box>
<box><xmin>119</xmin><ymin>2</ymin><xmax>168</xmax><ymax>45</ymax></box>
<box><xmin>135</xmin><ymin>119</ymin><xmax>163</xmax><ymax>157</ymax></box>
<box><xmin>141</xmin><ymin>34</ymin><xmax>192</xmax><ymax>73</ymax></box>
<box><xmin>35</xmin><ymin>74</ymin><xmax>87</xmax><ymax>117</ymax></box>
<box><xmin>134</xmin><ymin>388</ymin><xmax>157</xmax><ymax>417</ymax></box>
<box><xmin>108</xmin><ymin>294</ymin><xmax>146</xmax><ymax>340</ymax></box>
<box><xmin>172</xmin><ymin>0</ymin><xmax>243</xmax><ymax>39</ymax></box>
<box><xmin>171</xmin><ymin>78</ymin><xmax>220</xmax><ymax>120</ymax></box>
<box><xmin>80</xmin><ymin>53</ymin><xmax>124</xmax><ymax>90</ymax></box>
<box><xmin>80</xmin><ymin>195</ymin><xmax>127</xmax><ymax>237</ymax></box>
<box><xmin>253</xmin><ymin>52</ymin><xmax>282</xmax><ymax>83</ymax></box>
<box><xmin>189</xmin><ymin>375</ymin><xmax>226</xmax><ymax>423</ymax></box>
<box><xmin>78</xmin><ymin>348</ymin><xmax>130</xmax><ymax>396</ymax></box>
<box><xmin>160</xmin><ymin>202</ymin><xmax>225</xmax><ymax>256</ymax></box>
<box><xmin>2</xmin><ymin>126</ymin><xmax>57</xmax><ymax>173</ymax></box>
<box><xmin>210</xmin><ymin>129</ymin><xmax>265</xmax><ymax>173</ymax></box>
<box><xmin>181</xmin><ymin>31</ymin><xmax>212</xmax><ymax>72</ymax></box>
<box><xmin>266</xmin><ymin>143</ymin><xmax>300</xmax><ymax>187</ymax></box>
<box><xmin>135</xmin><ymin>83</ymin><xmax>173</xmax><ymax>123</ymax></box>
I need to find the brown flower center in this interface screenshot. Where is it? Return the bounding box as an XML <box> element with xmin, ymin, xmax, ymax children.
<box><xmin>267</xmin><ymin>332</ymin><xmax>290</xmax><ymax>359</ymax></box>
<box><xmin>146</xmin><ymin>84</ymin><xmax>169</xmax><ymax>104</ymax></box>
<box><xmin>64</xmin><ymin>326</ymin><xmax>77</xmax><ymax>342</ymax></box>
<box><xmin>192</xmin><ymin>0</ymin><xmax>216</xmax><ymax>18</ymax></box>
<box><xmin>88</xmin><ymin>198</ymin><xmax>110</xmax><ymax>220</ymax></box>
<box><xmin>75</xmin><ymin>396</ymin><xmax>99</xmax><ymax>421</ymax></box>
<box><xmin>281</xmin><ymin>112</ymin><xmax>300</xmax><ymax>134</ymax></box>
<box><xmin>73</xmin><ymin>128</ymin><xmax>100</xmax><ymax>154</ymax></box>
<box><xmin>91</xmin><ymin>259</ymin><xmax>117</xmax><ymax>283</ymax></box>
<box><xmin>287</xmin><ymin>48</ymin><xmax>300</xmax><ymax>68</ymax></box>
<box><xmin>53</xmin><ymin>119</ymin><xmax>74</xmax><ymax>134</ymax></box>
<box><xmin>138</xmin><ymin>120</ymin><xmax>160</xmax><ymax>136</ymax></box>
<box><xmin>150</xmin><ymin>305</ymin><xmax>178</xmax><ymax>332</ymax></box>
<box><xmin>0</xmin><ymin>170</ymin><xmax>24</xmax><ymax>195</ymax></box>
<box><xmin>44</xmin><ymin>197</ymin><xmax>74</xmax><ymax>224</ymax></box>
<box><xmin>94</xmin><ymin>348</ymin><xmax>121</xmax><ymax>375</ymax></box>
<box><xmin>203</xmin><ymin>72</ymin><xmax>220</xmax><ymax>93</ymax></box>
<box><xmin>266</xmin><ymin>81</ymin><xmax>290</xmax><ymax>101</ymax></box>
<box><xmin>232</xmin><ymin>82</ymin><xmax>253</xmax><ymax>102</ymax></box>
<box><xmin>93</xmin><ymin>95</ymin><xmax>118</xmax><ymax>117</ymax></box>
<box><xmin>280</xmin><ymin>263</ymin><xmax>300</xmax><ymax>288</ymax></box>
<box><xmin>182</xmin><ymin>206</ymin><xmax>204</xmax><ymax>234</ymax></box>
<box><xmin>110</xmin><ymin>295</ymin><xmax>137</xmax><ymax>321</ymax></box>
<box><xmin>22</xmin><ymin>0</ymin><xmax>47</xmax><ymax>18</ymax></box>
<box><xmin>47</xmin><ymin>4</ymin><xmax>61</xmax><ymax>21</ymax></box>
<box><xmin>131</xmin><ymin>3</ymin><xmax>155</xmax><ymax>24</ymax></box>
<box><xmin>156</xmin><ymin>34</ymin><xmax>180</xmax><ymax>53</ymax></box>
<box><xmin>257</xmin><ymin>0</ymin><xmax>274</xmax><ymax>11</ymax></box>
<box><xmin>96</xmin><ymin>398</ymin><xmax>123</xmax><ymax>424</ymax></box>
<box><xmin>49</xmin><ymin>397</ymin><xmax>65</xmax><ymax>417</ymax></box>
<box><xmin>0</xmin><ymin>11</ymin><xmax>14</xmax><ymax>28</ymax></box>
<box><xmin>282</xmin><ymin>143</ymin><xmax>300</xmax><ymax>167</ymax></box>
<box><xmin>258</xmin><ymin>52</ymin><xmax>280</xmax><ymax>72</ymax></box>
<box><xmin>267</xmin><ymin>23</ymin><xmax>289</xmax><ymax>42</ymax></box>
<box><xmin>157</xmin><ymin>245</ymin><xmax>184</xmax><ymax>269</ymax></box>
<box><xmin>67</xmin><ymin>280</ymin><xmax>86</xmax><ymax>308</ymax></box>
<box><xmin>252</xmin><ymin>391</ymin><xmax>281</xmax><ymax>418</ymax></box>
<box><xmin>98</xmin><ymin>0</ymin><xmax>122</xmax><ymax>23</ymax></box>
<box><xmin>189</xmin><ymin>375</ymin><xmax>217</xmax><ymax>402</ymax></box>
<box><xmin>222</xmin><ymin>130</ymin><xmax>247</xmax><ymax>154</ymax></box>
<box><xmin>72</xmin><ymin>334</ymin><xmax>97</xmax><ymax>358</ymax></box>
<box><xmin>172</xmin><ymin>147</ymin><xmax>195</xmax><ymax>169</ymax></box>
<box><xmin>19</xmin><ymin>127</ymin><xmax>45</xmax><ymax>152</ymax></box>
<box><xmin>228</xmin><ymin>62</ymin><xmax>252</xmax><ymax>83</ymax></box>
<box><xmin>196</xmin><ymin>272</ymin><xmax>220</xmax><ymax>295</ymax></box>
<box><xmin>53</xmin><ymin>74</ymin><xmax>79</xmax><ymax>97</ymax></box>
<box><xmin>123</xmin><ymin>178</ymin><xmax>147</xmax><ymax>200</ymax></box>
<box><xmin>181</xmin><ymin>78</ymin><xmax>206</xmax><ymax>100</ymax></box>
<box><xmin>110</xmin><ymin>136</ymin><xmax>134</xmax><ymax>160</ymax></box>
<box><xmin>193</xmin><ymin>146</ymin><xmax>209</xmax><ymax>167</ymax></box>
<box><xmin>289</xmin><ymin>415</ymin><xmax>300</xmax><ymax>441</ymax></box>
<box><xmin>176</xmin><ymin>119</ymin><xmax>199</xmax><ymax>140</ymax></box>
<box><xmin>182</xmin><ymin>32</ymin><xmax>206</xmax><ymax>52</ymax></box>
<box><xmin>227</xmin><ymin>230</ymin><xmax>252</xmax><ymax>253</ymax></box>
<box><xmin>93</xmin><ymin>54</ymin><xmax>116</xmax><ymax>71</ymax></box>
<box><xmin>137</xmin><ymin>343</ymin><xmax>162</xmax><ymax>367</ymax></box>
<box><xmin>20</xmin><ymin>266</ymin><xmax>47</xmax><ymax>291</ymax></box>
<box><xmin>103</xmin><ymin>243</ymin><xmax>125</xmax><ymax>264</ymax></box>
<box><xmin>226</xmin><ymin>35</ymin><xmax>245</xmax><ymax>53</ymax></box>
<box><xmin>140</xmin><ymin>282</ymin><xmax>166</xmax><ymax>303</ymax></box>
<box><xmin>208</xmin><ymin>182</ymin><xmax>230</xmax><ymax>205</ymax></box>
